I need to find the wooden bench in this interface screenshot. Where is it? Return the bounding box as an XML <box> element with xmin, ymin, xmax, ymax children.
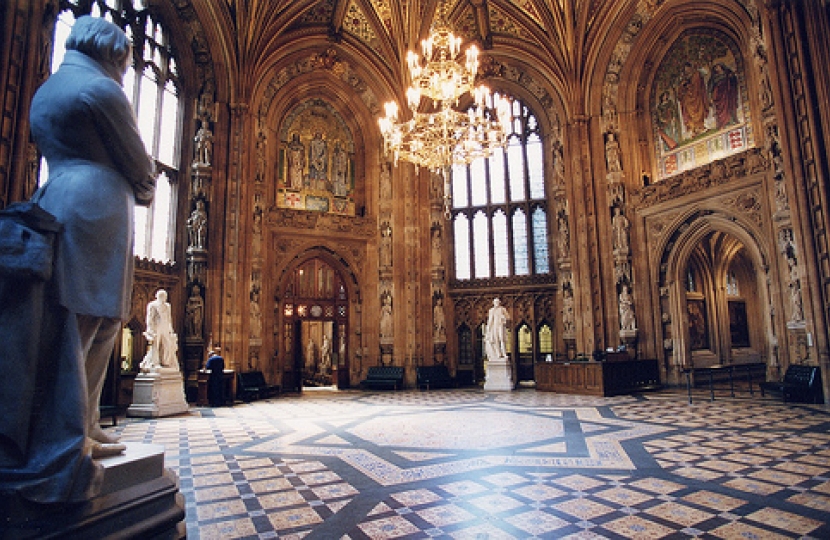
<box><xmin>236</xmin><ymin>371</ymin><xmax>280</xmax><ymax>402</ymax></box>
<box><xmin>416</xmin><ymin>365</ymin><xmax>454</xmax><ymax>390</ymax></box>
<box><xmin>360</xmin><ymin>366</ymin><xmax>404</xmax><ymax>390</ymax></box>
<box><xmin>760</xmin><ymin>364</ymin><xmax>823</xmax><ymax>404</ymax></box>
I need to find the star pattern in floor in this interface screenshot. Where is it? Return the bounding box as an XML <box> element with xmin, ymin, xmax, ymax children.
<box><xmin>108</xmin><ymin>388</ymin><xmax>830</xmax><ymax>539</ymax></box>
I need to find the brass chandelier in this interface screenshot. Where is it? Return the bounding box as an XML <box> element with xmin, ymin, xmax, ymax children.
<box><xmin>378</xmin><ymin>1</ymin><xmax>512</xmax><ymax>218</ymax></box>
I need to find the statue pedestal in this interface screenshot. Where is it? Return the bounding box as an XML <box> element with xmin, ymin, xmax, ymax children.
<box><xmin>2</xmin><ymin>443</ymin><xmax>185</xmax><ymax>539</ymax></box>
<box><xmin>484</xmin><ymin>355</ymin><xmax>514</xmax><ymax>391</ymax></box>
<box><xmin>128</xmin><ymin>368</ymin><xmax>190</xmax><ymax>418</ymax></box>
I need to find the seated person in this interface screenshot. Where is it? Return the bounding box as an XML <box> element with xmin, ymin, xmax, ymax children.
<box><xmin>205</xmin><ymin>348</ymin><xmax>225</xmax><ymax>407</ymax></box>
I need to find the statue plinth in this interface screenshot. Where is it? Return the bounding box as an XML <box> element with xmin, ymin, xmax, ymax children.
<box><xmin>127</xmin><ymin>368</ymin><xmax>190</xmax><ymax>418</ymax></box>
<box><xmin>483</xmin><ymin>355</ymin><xmax>514</xmax><ymax>391</ymax></box>
<box><xmin>2</xmin><ymin>443</ymin><xmax>185</xmax><ymax>539</ymax></box>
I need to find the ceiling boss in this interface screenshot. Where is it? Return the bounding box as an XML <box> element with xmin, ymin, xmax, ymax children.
<box><xmin>377</xmin><ymin>0</ymin><xmax>511</xmax><ymax>219</ymax></box>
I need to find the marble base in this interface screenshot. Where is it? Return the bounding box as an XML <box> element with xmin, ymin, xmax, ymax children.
<box><xmin>127</xmin><ymin>368</ymin><xmax>190</xmax><ymax>418</ymax></box>
<box><xmin>2</xmin><ymin>443</ymin><xmax>185</xmax><ymax>539</ymax></box>
<box><xmin>484</xmin><ymin>356</ymin><xmax>514</xmax><ymax>391</ymax></box>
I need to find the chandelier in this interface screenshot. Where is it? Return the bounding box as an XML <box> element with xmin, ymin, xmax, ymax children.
<box><xmin>378</xmin><ymin>1</ymin><xmax>511</xmax><ymax>218</ymax></box>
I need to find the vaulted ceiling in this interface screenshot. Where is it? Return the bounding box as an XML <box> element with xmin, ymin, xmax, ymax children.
<box><xmin>189</xmin><ymin>0</ymin><xmax>637</xmax><ymax>114</ymax></box>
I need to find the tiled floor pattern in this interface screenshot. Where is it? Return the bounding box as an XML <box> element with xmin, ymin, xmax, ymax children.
<box><xmin>109</xmin><ymin>388</ymin><xmax>830</xmax><ymax>539</ymax></box>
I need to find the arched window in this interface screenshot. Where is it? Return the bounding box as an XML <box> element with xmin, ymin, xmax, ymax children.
<box><xmin>46</xmin><ymin>2</ymin><xmax>182</xmax><ymax>263</ymax></box>
<box><xmin>451</xmin><ymin>96</ymin><xmax>550</xmax><ymax>281</ymax></box>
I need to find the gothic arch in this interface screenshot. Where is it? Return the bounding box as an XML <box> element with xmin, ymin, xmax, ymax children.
<box><xmin>655</xmin><ymin>209</ymin><xmax>774</xmax><ymax>383</ymax></box>
<box><xmin>273</xmin><ymin>246</ymin><xmax>363</xmax><ymax>390</ymax></box>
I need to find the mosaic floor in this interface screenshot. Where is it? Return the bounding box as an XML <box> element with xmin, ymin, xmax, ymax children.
<box><xmin>108</xmin><ymin>388</ymin><xmax>830</xmax><ymax>539</ymax></box>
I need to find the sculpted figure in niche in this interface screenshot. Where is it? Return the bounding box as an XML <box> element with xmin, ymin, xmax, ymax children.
<box><xmin>612</xmin><ymin>207</ymin><xmax>630</xmax><ymax>253</ymax></box>
<box><xmin>6</xmin><ymin>16</ymin><xmax>157</xmax><ymax>494</ymax></box>
<box><xmin>557</xmin><ymin>210</ymin><xmax>570</xmax><ymax>259</ymax></box>
<box><xmin>380</xmin><ymin>161</ymin><xmax>392</xmax><ymax>200</ymax></box>
<box><xmin>485</xmin><ymin>298</ymin><xmax>510</xmax><ymax>360</ymax></box>
<box><xmin>193</xmin><ymin>119</ymin><xmax>213</xmax><ymax>166</ymax></box>
<box><xmin>434</xmin><ymin>297</ymin><xmax>446</xmax><ymax>340</ymax></box>
<box><xmin>380</xmin><ymin>223</ymin><xmax>392</xmax><ymax>268</ymax></box>
<box><xmin>142</xmin><ymin>289</ymin><xmax>179</xmax><ymax>370</ymax></box>
<box><xmin>605</xmin><ymin>132</ymin><xmax>622</xmax><ymax>173</ymax></box>
<box><xmin>619</xmin><ymin>286</ymin><xmax>637</xmax><ymax>331</ymax></box>
<box><xmin>185</xmin><ymin>284</ymin><xmax>204</xmax><ymax>338</ymax></box>
<box><xmin>380</xmin><ymin>295</ymin><xmax>393</xmax><ymax>339</ymax></box>
<box><xmin>431</xmin><ymin>228</ymin><xmax>442</xmax><ymax>267</ymax></box>
<box><xmin>287</xmin><ymin>133</ymin><xmax>305</xmax><ymax>190</ymax></box>
<box><xmin>563</xmin><ymin>292</ymin><xmax>575</xmax><ymax>335</ymax></box>
<box><xmin>187</xmin><ymin>199</ymin><xmax>208</xmax><ymax>250</ymax></box>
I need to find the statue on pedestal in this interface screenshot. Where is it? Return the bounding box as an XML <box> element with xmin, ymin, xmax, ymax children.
<box><xmin>485</xmin><ymin>298</ymin><xmax>510</xmax><ymax>360</ymax></box>
<box><xmin>141</xmin><ymin>289</ymin><xmax>178</xmax><ymax>371</ymax></box>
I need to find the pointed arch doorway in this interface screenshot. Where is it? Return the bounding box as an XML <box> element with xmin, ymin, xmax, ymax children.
<box><xmin>660</xmin><ymin>220</ymin><xmax>773</xmax><ymax>383</ymax></box>
<box><xmin>280</xmin><ymin>255</ymin><xmax>350</xmax><ymax>392</ymax></box>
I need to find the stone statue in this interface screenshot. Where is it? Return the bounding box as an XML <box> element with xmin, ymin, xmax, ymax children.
<box><xmin>187</xmin><ymin>199</ymin><xmax>207</xmax><ymax>251</ymax></box>
<box><xmin>619</xmin><ymin>286</ymin><xmax>637</xmax><ymax>331</ymax></box>
<box><xmin>434</xmin><ymin>297</ymin><xmax>446</xmax><ymax>340</ymax></box>
<box><xmin>557</xmin><ymin>210</ymin><xmax>570</xmax><ymax>259</ymax></box>
<box><xmin>380</xmin><ymin>223</ymin><xmax>392</xmax><ymax>268</ymax></box>
<box><xmin>612</xmin><ymin>207</ymin><xmax>630</xmax><ymax>253</ymax></box>
<box><xmin>380</xmin><ymin>295</ymin><xmax>393</xmax><ymax>339</ymax></box>
<box><xmin>380</xmin><ymin>161</ymin><xmax>392</xmax><ymax>200</ymax></box>
<box><xmin>141</xmin><ymin>289</ymin><xmax>178</xmax><ymax>371</ymax></box>
<box><xmin>563</xmin><ymin>292</ymin><xmax>575</xmax><ymax>335</ymax></box>
<box><xmin>287</xmin><ymin>132</ymin><xmax>305</xmax><ymax>190</ymax></box>
<box><xmin>320</xmin><ymin>334</ymin><xmax>332</xmax><ymax>374</ymax></box>
<box><xmin>193</xmin><ymin>119</ymin><xmax>213</xmax><ymax>166</ymax></box>
<box><xmin>3</xmin><ymin>17</ymin><xmax>156</xmax><ymax>502</ymax></box>
<box><xmin>606</xmin><ymin>132</ymin><xmax>622</xmax><ymax>173</ymax></box>
<box><xmin>431</xmin><ymin>228</ymin><xmax>442</xmax><ymax>267</ymax></box>
<box><xmin>185</xmin><ymin>284</ymin><xmax>204</xmax><ymax>338</ymax></box>
<box><xmin>485</xmin><ymin>298</ymin><xmax>510</xmax><ymax>360</ymax></box>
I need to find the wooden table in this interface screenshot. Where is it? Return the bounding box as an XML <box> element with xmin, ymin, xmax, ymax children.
<box><xmin>536</xmin><ymin>359</ymin><xmax>660</xmax><ymax>396</ymax></box>
<box><xmin>196</xmin><ymin>369</ymin><xmax>235</xmax><ymax>406</ymax></box>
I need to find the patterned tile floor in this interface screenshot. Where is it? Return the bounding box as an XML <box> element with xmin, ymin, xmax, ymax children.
<box><xmin>108</xmin><ymin>387</ymin><xmax>830</xmax><ymax>539</ymax></box>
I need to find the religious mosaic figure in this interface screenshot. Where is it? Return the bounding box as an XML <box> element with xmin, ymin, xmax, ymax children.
<box><xmin>677</xmin><ymin>62</ymin><xmax>708</xmax><ymax>137</ymax></box>
<box><xmin>287</xmin><ymin>132</ymin><xmax>305</xmax><ymax>190</ymax></box>
<box><xmin>708</xmin><ymin>63</ymin><xmax>739</xmax><ymax>130</ymax></box>
<box><xmin>308</xmin><ymin>131</ymin><xmax>328</xmax><ymax>187</ymax></box>
<box><xmin>142</xmin><ymin>289</ymin><xmax>179</xmax><ymax>370</ymax></box>
<box><xmin>655</xmin><ymin>90</ymin><xmax>680</xmax><ymax>150</ymax></box>
<box><xmin>485</xmin><ymin>298</ymin><xmax>510</xmax><ymax>360</ymax></box>
<box><xmin>332</xmin><ymin>141</ymin><xmax>349</xmax><ymax>197</ymax></box>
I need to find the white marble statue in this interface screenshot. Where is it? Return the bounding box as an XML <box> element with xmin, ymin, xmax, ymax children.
<box><xmin>141</xmin><ymin>289</ymin><xmax>179</xmax><ymax>371</ymax></box>
<box><xmin>2</xmin><ymin>16</ymin><xmax>152</xmax><ymax>503</ymax></box>
<box><xmin>485</xmin><ymin>298</ymin><xmax>510</xmax><ymax>360</ymax></box>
